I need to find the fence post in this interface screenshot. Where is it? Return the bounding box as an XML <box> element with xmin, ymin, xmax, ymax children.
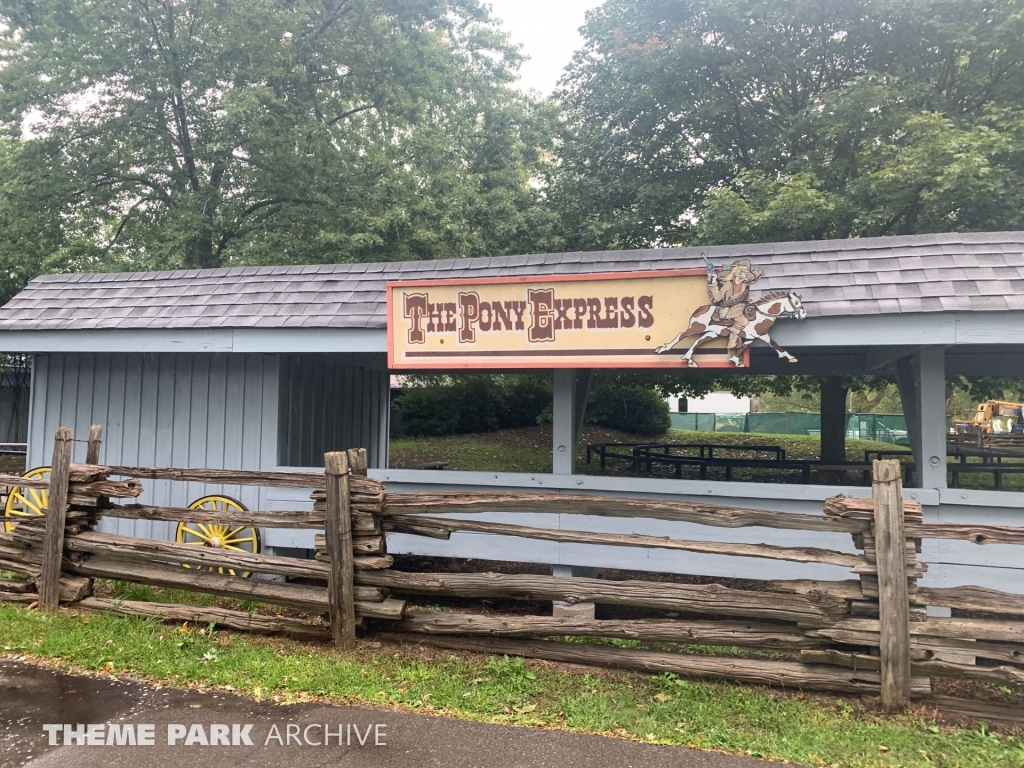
<box><xmin>873</xmin><ymin>458</ymin><xmax>912</xmax><ymax>712</ymax></box>
<box><xmin>86</xmin><ymin>424</ymin><xmax>103</xmax><ymax>465</ymax></box>
<box><xmin>38</xmin><ymin>427</ymin><xmax>72</xmax><ymax>611</ymax></box>
<box><xmin>324</xmin><ymin>450</ymin><xmax>356</xmax><ymax>650</ymax></box>
<box><xmin>346</xmin><ymin>448</ymin><xmax>368</xmax><ymax>476</ymax></box>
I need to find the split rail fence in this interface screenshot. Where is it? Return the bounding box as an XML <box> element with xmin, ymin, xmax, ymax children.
<box><xmin>2</xmin><ymin>427</ymin><xmax>1024</xmax><ymax>723</ymax></box>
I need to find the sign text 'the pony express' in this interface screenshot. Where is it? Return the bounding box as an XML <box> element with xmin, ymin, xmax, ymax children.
<box><xmin>386</xmin><ymin>266</ymin><xmax>805</xmax><ymax>370</ymax></box>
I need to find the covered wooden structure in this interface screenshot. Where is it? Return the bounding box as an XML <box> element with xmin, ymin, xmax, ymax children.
<box><xmin>0</xmin><ymin>232</ymin><xmax>1022</xmax><ymax>594</ymax></box>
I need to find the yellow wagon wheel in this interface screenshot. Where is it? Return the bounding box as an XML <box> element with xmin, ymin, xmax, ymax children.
<box><xmin>175</xmin><ymin>495</ymin><xmax>261</xmax><ymax>578</ymax></box>
<box><xmin>4</xmin><ymin>467</ymin><xmax>51</xmax><ymax>534</ymax></box>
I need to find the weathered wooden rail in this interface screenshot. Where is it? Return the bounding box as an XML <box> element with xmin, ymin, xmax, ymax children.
<box><xmin>365</xmin><ymin>462</ymin><xmax>1024</xmax><ymax>721</ymax></box>
<box><xmin>3</xmin><ymin>428</ymin><xmax>1024</xmax><ymax>725</ymax></box>
<box><xmin>0</xmin><ymin>427</ymin><xmax>401</xmax><ymax>645</ymax></box>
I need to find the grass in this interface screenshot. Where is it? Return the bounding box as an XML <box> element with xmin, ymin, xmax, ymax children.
<box><xmin>391</xmin><ymin>428</ymin><xmax>554</xmax><ymax>474</ymax></box>
<box><xmin>3</xmin><ymin>604</ymin><xmax>1024</xmax><ymax>767</ymax></box>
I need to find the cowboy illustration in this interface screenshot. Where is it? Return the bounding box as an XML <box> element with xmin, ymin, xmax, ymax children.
<box><xmin>655</xmin><ymin>255</ymin><xmax>806</xmax><ymax>367</ymax></box>
<box><xmin>706</xmin><ymin>258</ymin><xmax>764</xmax><ymax>359</ymax></box>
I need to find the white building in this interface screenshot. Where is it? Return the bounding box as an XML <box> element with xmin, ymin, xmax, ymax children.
<box><xmin>665</xmin><ymin>391</ymin><xmax>757</xmax><ymax>414</ymax></box>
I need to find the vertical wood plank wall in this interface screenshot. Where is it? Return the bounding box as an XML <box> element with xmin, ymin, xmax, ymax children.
<box><xmin>277</xmin><ymin>354</ymin><xmax>387</xmax><ymax>468</ymax></box>
<box><xmin>26</xmin><ymin>352</ymin><xmax>390</xmax><ymax>546</ymax></box>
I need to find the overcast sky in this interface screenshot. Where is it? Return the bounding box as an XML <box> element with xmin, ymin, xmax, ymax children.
<box><xmin>486</xmin><ymin>0</ymin><xmax>603</xmax><ymax>95</ymax></box>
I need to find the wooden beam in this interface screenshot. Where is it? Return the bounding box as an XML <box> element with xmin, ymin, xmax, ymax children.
<box><xmin>390</xmin><ymin>611</ymin><xmax>826</xmax><ymax>650</ymax></box>
<box><xmin>0</xmin><ymin>578</ymin><xmax>33</xmax><ymax>593</ymax></box>
<box><xmin>905</xmin><ymin>522</ymin><xmax>1024</xmax><ymax>546</ymax></box>
<box><xmin>356</xmin><ymin>570</ymin><xmax>844</xmax><ymax>625</ymax></box>
<box><xmin>916</xmin><ymin>584</ymin><xmax>1024</xmax><ymax>615</ymax></box>
<box><xmin>801</xmin><ymin>649</ymin><xmax>1024</xmax><ymax>686</ymax></box>
<box><xmin>103</xmin><ymin>465</ymin><xmax>383</xmax><ymax>495</ymax></box>
<box><xmin>347</xmin><ymin>448</ymin><xmax>368</xmax><ymax>476</ymax></box>
<box><xmin>386</xmin><ymin>514</ymin><xmax>865</xmax><ymax>568</ymax></box>
<box><xmin>38</xmin><ymin>427</ymin><xmax>72</xmax><ymax>611</ymax></box>
<box><xmin>315</xmin><ymin>553</ymin><xmax>395</xmax><ymax>570</ymax></box>
<box><xmin>766</xmin><ymin>579</ymin><xmax>864</xmax><ymax>600</ymax></box>
<box><xmin>67</xmin><ymin>463</ymin><xmax>113</xmax><ymax>480</ymax></box>
<box><xmin>57</xmin><ymin>575</ymin><xmax>92</xmax><ymax>602</ymax></box>
<box><xmin>63</xmin><ymin>530</ymin><xmax>387</xmax><ymax>601</ymax></box>
<box><xmin>76</xmin><ymin>597</ymin><xmax>331</xmax><ymax>640</ymax></box>
<box><xmin>67</xmin><ymin>479</ymin><xmax>142</xmax><ymax>498</ymax></box>
<box><xmin>64</xmin><ymin>530</ymin><xmax>328</xmax><ymax>580</ymax></box>
<box><xmin>874</xmin><ymin>459</ymin><xmax>912</xmax><ymax>713</ymax></box>
<box><xmin>825</xmin><ymin>495</ymin><xmax>923</xmax><ymax>521</ymax></box>
<box><xmin>0</xmin><ymin>474</ymin><xmax>49</xmax><ymax>489</ymax></box>
<box><xmin>86</xmin><ymin>425</ymin><xmax>103</xmax><ymax>465</ymax></box>
<box><xmin>823</xmin><ymin>617</ymin><xmax>1024</xmax><ymax>644</ymax></box>
<box><xmin>313</xmin><ymin>534</ymin><xmax>385</xmax><ymax>555</ymax></box>
<box><xmin>382</xmin><ymin>520</ymin><xmax>452</xmax><ymax>540</ymax></box>
<box><xmin>0</xmin><ymin>557</ymin><xmax>39</xmax><ymax>578</ymax></box>
<box><xmin>324</xmin><ymin>451</ymin><xmax>356</xmax><ymax>651</ymax></box>
<box><xmin>921</xmin><ymin>696</ymin><xmax>1024</xmax><ymax>726</ymax></box>
<box><xmin>102</xmin><ymin>504</ymin><xmax>320</xmax><ymax>530</ymax></box>
<box><xmin>382</xmin><ymin>492</ymin><xmax>869</xmax><ymax>533</ymax></box>
<box><xmin>66</xmin><ymin>556</ymin><xmax>403</xmax><ymax>619</ymax></box>
<box><xmin>0</xmin><ymin>590</ymin><xmax>37</xmax><ymax>604</ymax></box>
<box><xmin>98</xmin><ymin>504</ymin><xmax>380</xmax><ymax>534</ymax></box>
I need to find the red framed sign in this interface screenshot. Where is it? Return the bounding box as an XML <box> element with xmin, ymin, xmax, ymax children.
<box><xmin>386</xmin><ymin>269</ymin><xmax>758</xmax><ymax>370</ymax></box>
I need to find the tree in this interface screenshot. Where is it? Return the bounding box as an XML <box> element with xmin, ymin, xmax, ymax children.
<box><xmin>0</xmin><ymin>139</ymin><xmax>74</xmax><ymax>304</ymax></box>
<box><xmin>0</xmin><ymin>0</ymin><xmax>561</xmax><ymax>285</ymax></box>
<box><xmin>551</xmin><ymin>0</ymin><xmax>1024</xmax><ymax>249</ymax></box>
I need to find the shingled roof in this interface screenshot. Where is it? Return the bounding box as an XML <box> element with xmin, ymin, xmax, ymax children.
<box><xmin>1</xmin><ymin>232</ymin><xmax>1022</xmax><ymax>332</ymax></box>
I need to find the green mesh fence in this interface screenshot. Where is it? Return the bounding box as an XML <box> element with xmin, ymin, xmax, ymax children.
<box><xmin>747</xmin><ymin>412</ymin><xmax>819</xmax><ymax>435</ymax></box>
<box><xmin>669</xmin><ymin>413</ymin><xmax>716</xmax><ymax>432</ymax></box>
<box><xmin>715</xmin><ymin>414</ymin><xmax>748</xmax><ymax>433</ymax></box>
<box><xmin>668</xmin><ymin>412</ymin><xmax>910</xmax><ymax>444</ymax></box>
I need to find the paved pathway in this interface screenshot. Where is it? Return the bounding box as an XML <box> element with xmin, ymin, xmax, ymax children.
<box><xmin>0</xmin><ymin>660</ymin><xmax>773</xmax><ymax>768</ymax></box>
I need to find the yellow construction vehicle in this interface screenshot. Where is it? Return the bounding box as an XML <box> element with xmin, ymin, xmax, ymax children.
<box><xmin>955</xmin><ymin>401</ymin><xmax>1024</xmax><ymax>434</ymax></box>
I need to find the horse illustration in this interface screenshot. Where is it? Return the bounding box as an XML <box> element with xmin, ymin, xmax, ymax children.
<box><xmin>655</xmin><ymin>291</ymin><xmax>807</xmax><ymax>367</ymax></box>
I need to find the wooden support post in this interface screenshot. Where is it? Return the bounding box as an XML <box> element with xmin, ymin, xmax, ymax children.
<box><xmin>820</xmin><ymin>376</ymin><xmax>849</xmax><ymax>466</ymax></box>
<box><xmin>85</xmin><ymin>425</ymin><xmax>103</xmax><ymax>465</ymax></box>
<box><xmin>324</xmin><ymin>450</ymin><xmax>356</xmax><ymax>650</ymax></box>
<box><xmin>346</xmin><ymin>448</ymin><xmax>368</xmax><ymax>476</ymax></box>
<box><xmin>38</xmin><ymin>427</ymin><xmax>73</xmax><ymax>611</ymax></box>
<box><xmin>874</xmin><ymin>458</ymin><xmax>912</xmax><ymax>712</ymax></box>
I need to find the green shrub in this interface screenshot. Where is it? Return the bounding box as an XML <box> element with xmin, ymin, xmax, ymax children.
<box><xmin>501</xmin><ymin>376</ymin><xmax>552</xmax><ymax>428</ymax></box>
<box><xmin>587</xmin><ymin>382</ymin><xmax>670</xmax><ymax>435</ymax></box>
<box><xmin>394</xmin><ymin>375</ymin><xmax>551</xmax><ymax>436</ymax></box>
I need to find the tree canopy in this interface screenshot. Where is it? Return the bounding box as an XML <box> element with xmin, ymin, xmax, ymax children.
<box><xmin>552</xmin><ymin>0</ymin><xmax>1024</xmax><ymax>250</ymax></box>
<box><xmin>0</xmin><ymin>0</ymin><xmax>561</xmax><ymax>294</ymax></box>
<box><xmin>2</xmin><ymin>0</ymin><xmax>1024</xmax><ymax>409</ymax></box>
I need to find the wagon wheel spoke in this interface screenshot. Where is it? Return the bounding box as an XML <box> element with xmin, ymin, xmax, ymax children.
<box><xmin>14</xmin><ymin>488</ymin><xmax>43</xmax><ymax>511</ymax></box>
<box><xmin>222</xmin><ymin>535</ymin><xmax>256</xmax><ymax>546</ymax></box>
<box><xmin>4</xmin><ymin>467</ymin><xmax>51</xmax><ymax>533</ymax></box>
<box><xmin>175</xmin><ymin>495</ymin><xmax>260</xmax><ymax>578</ymax></box>
<box><xmin>17</xmin><ymin>496</ymin><xmax>43</xmax><ymax>514</ymax></box>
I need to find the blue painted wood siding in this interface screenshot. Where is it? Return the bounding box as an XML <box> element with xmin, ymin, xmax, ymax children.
<box><xmin>26</xmin><ymin>352</ymin><xmax>389</xmax><ymax>546</ymax></box>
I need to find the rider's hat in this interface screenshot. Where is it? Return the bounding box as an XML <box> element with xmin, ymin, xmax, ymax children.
<box><xmin>722</xmin><ymin>259</ymin><xmax>764</xmax><ymax>282</ymax></box>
